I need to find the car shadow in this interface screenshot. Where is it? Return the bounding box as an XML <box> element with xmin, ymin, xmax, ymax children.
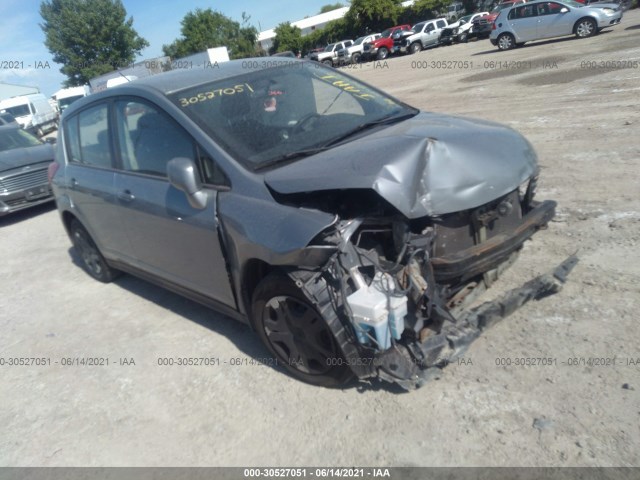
<box><xmin>0</xmin><ymin>201</ymin><xmax>56</xmax><ymax>227</ymax></box>
<box><xmin>625</xmin><ymin>24</ymin><xmax>640</xmax><ymax>30</ymax></box>
<box><xmin>66</xmin><ymin>247</ymin><xmax>409</xmax><ymax>393</ymax></box>
<box><xmin>471</xmin><ymin>31</ymin><xmax>613</xmax><ymax>55</ymax></box>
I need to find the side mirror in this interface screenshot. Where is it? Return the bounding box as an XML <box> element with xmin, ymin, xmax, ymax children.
<box><xmin>560</xmin><ymin>7</ymin><xmax>569</xmax><ymax>12</ymax></box>
<box><xmin>167</xmin><ymin>157</ymin><xmax>207</xmax><ymax>209</ymax></box>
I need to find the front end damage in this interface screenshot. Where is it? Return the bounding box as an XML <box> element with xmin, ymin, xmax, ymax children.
<box><xmin>284</xmin><ymin>191</ymin><xmax>577</xmax><ymax>390</ymax></box>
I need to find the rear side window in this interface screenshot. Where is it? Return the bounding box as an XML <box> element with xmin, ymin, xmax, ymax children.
<box><xmin>509</xmin><ymin>4</ymin><xmax>538</xmax><ymax>18</ymax></box>
<box><xmin>437</xmin><ymin>20</ymin><xmax>447</xmax><ymax>28</ymax></box>
<box><xmin>65</xmin><ymin>103</ymin><xmax>112</xmax><ymax>168</ymax></box>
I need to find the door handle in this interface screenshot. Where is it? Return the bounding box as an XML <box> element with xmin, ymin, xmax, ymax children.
<box><xmin>118</xmin><ymin>190</ymin><xmax>135</xmax><ymax>202</ymax></box>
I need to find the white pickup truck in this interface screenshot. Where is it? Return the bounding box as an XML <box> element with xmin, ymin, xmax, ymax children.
<box><xmin>309</xmin><ymin>40</ymin><xmax>354</xmax><ymax>66</ymax></box>
<box><xmin>336</xmin><ymin>33</ymin><xmax>381</xmax><ymax>65</ymax></box>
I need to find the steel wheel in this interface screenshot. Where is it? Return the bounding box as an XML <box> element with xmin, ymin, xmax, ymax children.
<box><xmin>410</xmin><ymin>42</ymin><xmax>422</xmax><ymax>54</ymax></box>
<box><xmin>262</xmin><ymin>295</ymin><xmax>336</xmax><ymax>375</ymax></box>
<box><xmin>377</xmin><ymin>47</ymin><xmax>389</xmax><ymax>60</ymax></box>
<box><xmin>70</xmin><ymin>220</ymin><xmax>118</xmax><ymax>283</ymax></box>
<box><xmin>575</xmin><ymin>18</ymin><xmax>596</xmax><ymax>38</ymax></box>
<box><xmin>497</xmin><ymin>33</ymin><xmax>515</xmax><ymax>50</ymax></box>
<box><xmin>252</xmin><ymin>272</ymin><xmax>354</xmax><ymax>387</ymax></box>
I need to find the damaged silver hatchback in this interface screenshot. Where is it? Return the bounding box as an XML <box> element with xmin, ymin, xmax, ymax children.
<box><xmin>50</xmin><ymin>60</ymin><xmax>575</xmax><ymax>389</ymax></box>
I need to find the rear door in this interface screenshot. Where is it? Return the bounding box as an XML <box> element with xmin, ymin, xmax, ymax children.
<box><xmin>111</xmin><ymin>98</ymin><xmax>236</xmax><ymax>307</ymax></box>
<box><xmin>507</xmin><ymin>4</ymin><xmax>539</xmax><ymax>41</ymax></box>
<box><xmin>62</xmin><ymin>102</ymin><xmax>133</xmax><ymax>259</ymax></box>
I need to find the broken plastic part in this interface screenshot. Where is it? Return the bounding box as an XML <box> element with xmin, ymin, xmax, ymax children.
<box><xmin>377</xmin><ymin>255</ymin><xmax>579</xmax><ymax>390</ymax></box>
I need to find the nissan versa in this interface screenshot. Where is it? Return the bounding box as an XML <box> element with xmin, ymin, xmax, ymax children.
<box><xmin>49</xmin><ymin>60</ymin><xmax>576</xmax><ymax>389</ymax></box>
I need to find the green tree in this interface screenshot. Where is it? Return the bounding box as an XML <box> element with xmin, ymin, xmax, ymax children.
<box><xmin>162</xmin><ymin>8</ymin><xmax>257</xmax><ymax>60</ymax></box>
<box><xmin>39</xmin><ymin>0</ymin><xmax>148</xmax><ymax>86</ymax></box>
<box><xmin>319</xmin><ymin>3</ymin><xmax>346</xmax><ymax>13</ymax></box>
<box><xmin>345</xmin><ymin>0</ymin><xmax>403</xmax><ymax>33</ymax></box>
<box><xmin>271</xmin><ymin>22</ymin><xmax>303</xmax><ymax>54</ymax></box>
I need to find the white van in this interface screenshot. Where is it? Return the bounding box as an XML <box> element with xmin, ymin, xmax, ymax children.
<box><xmin>54</xmin><ymin>85</ymin><xmax>90</xmax><ymax>112</ymax></box>
<box><xmin>0</xmin><ymin>93</ymin><xmax>58</xmax><ymax>137</ymax></box>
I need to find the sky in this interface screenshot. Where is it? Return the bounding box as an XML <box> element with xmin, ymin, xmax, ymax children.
<box><xmin>0</xmin><ymin>0</ymin><xmax>340</xmax><ymax>97</ymax></box>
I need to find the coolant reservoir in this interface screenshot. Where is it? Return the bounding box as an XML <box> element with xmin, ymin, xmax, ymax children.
<box><xmin>346</xmin><ymin>271</ymin><xmax>407</xmax><ymax>350</ymax></box>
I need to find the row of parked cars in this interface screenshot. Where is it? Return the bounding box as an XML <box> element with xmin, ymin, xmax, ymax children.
<box><xmin>309</xmin><ymin>0</ymin><xmax>626</xmax><ymax>63</ymax></box>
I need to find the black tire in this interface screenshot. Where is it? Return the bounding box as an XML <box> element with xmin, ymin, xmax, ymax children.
<box><xmin>409</xmin><ymin>42</ymin><xmax>422</xmax><ymax>54</ymax></box>
<box><xmin>575</xmin><ymin>17</ymin><xmax>597</xmax><ymax>38</ymax></box>
<box><xmin>251</xmin><ymin>272</ymin><xmax>354</xmax><ymax>387</ymax></box>
<box><xmin>36</xmin><ymin>127</ymin><xmax>44</xmax><ymax>138</ymax></box>
<box><xmin>322</xmin><ymin>59</ymin><xmax>332</xmax><ymax>66</ymax></box>
<box><xmin>459</xmin><ymin>32</ymin><xmax>468</xmax><ymax>43</ymax></box>
<box><xmin>351</xmin><ymin>52</ymin><xmax>361</xmax><ymax>64</ymax></box>
<box><xmin>497</xmin><ymin>32</ymin><xmax>515</xmax><ymax>50</ymax></box>
<box><xmin>376</xmin><ymin>47</ymin><xmax>389</xmax><ymax>60</ymax></box>
<box><xmin>70</xmin><ymin>220</ymin><xmax>119</xmax><ymax>283</ymax></box>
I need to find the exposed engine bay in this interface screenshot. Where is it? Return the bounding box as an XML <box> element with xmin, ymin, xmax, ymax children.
<box><xmin>285</xmin><ymin>184</ymin><xmax>577</xmax><ymax>390</ymax></box>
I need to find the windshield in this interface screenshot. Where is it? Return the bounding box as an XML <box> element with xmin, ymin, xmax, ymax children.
<box><xmin>354</xmin><ymin>36</ymin><xmax>367</xmax><ymax>45</ymax></box>
<box><xmin>3</xmin><ymin>104</ymin><xmax>31</xmax><ymax>118</ymax></box>
<box><xmin>380</xmin><ymin>28</ymin><xmax>392</xmax><ymax>37</ymax></box>
<box><xmin>460</xmin><ymin>14</ymin><xmax>473</xmax><ymax>22</ymax></box>
<box><xmin>323</xmin><ymin>43</ymin><xmax>336</xmax><ymax>52</ymax></box>
<box><xmin>59</xmin><ymin>95</ymin><xmax>84</xmax><ymax>110</ymax></box>
<box><xmin>561</xmin><ymin>0</ymin><xmax>584</xmax><ymax>6</ymax></box>
<box><xmin>0</xmin><ymin>127</ymin><xmax>42</xmax><ymax>152</ymax></box>
<box><xmin>170</xmin><ymin>63</ymin><xmax>417</xmax><ymax>170</ymax></box>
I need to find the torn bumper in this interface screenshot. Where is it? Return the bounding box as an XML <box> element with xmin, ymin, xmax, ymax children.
<box><xmin>375</xmin><ymin>255</ymin><xmax>579</xmax><ymax>390</ymax></box>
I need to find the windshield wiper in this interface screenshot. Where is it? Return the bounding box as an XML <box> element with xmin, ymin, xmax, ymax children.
<box><xmin>254</xmin><ymin>109</ymin><xmax>419</xmax><ymax>171</ymax></box>
<box><xmin>321</xmin><ymin>109</ymin><xmax>419</xmax><ymax>148</ymax></box>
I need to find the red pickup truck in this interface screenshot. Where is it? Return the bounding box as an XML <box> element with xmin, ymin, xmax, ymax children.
<box><xmin>361</xmin><ymin>25</ymin><xmax>412</xmax><ymax>61</ymax></box>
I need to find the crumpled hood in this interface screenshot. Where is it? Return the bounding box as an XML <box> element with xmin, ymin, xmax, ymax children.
<box><xmin>264</xmin><ymin>112</ymin><xmax>538</xmax><ymax>218</ymax></box>
<box><xmin>0</xmin><ymin>144</ymin><xmax>54</xmax><ymax>172</ymax></box>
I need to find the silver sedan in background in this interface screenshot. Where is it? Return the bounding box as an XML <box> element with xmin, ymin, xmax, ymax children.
<box><xmin>490</xmin><ymin>0</ymin><xmax>623</xmax><ymax>50</ymax></box>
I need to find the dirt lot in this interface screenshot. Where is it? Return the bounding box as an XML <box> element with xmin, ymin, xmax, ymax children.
<box><xmin>1</xmin><ymin>11</ymin><xmax>639</xmax><ymax>467</ymax></box>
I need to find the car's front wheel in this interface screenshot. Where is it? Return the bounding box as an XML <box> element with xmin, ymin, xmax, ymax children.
<box><xmin>575</xmin><ymin>17</ymin><xmax>597</xmax><ymax>38</ymax></box>
<box><xmin>459</xmin><ymin>31</ymin><xmax>468</xmax><ymax>43</ymax></box>
<box><xmin>377</xmin><ymin>47</ymin><xmax>389</xmax><ymax>60</ymax></box>
<box><xmin>70</xmin><ymin>220</ymin><xmax>119</xmax><ymax>283</ymax></box>
<box><xmin>351</xmin><ymin>52</ymin><xmax>361</xmax><ymax>64</ymax></box>
<box><xmin>497</xmin><ymin>33</ymin><xmax>515</xmax><ymax>50</ymax></box>
<box><xmin>322</xmin><ymin>59</ymin><xmax>333</xmax><ymax>66</ymax></box>
<box><xmin>252</xmin><ymin>272</ymin><xmax>354</xmax><ymax>387</ymax></box>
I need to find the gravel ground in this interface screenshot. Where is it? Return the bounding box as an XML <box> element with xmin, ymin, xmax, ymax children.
<box><xmin>1</xmin><ymin>11</ymin><xmax>639</xmax><ymax>467</ymax></box>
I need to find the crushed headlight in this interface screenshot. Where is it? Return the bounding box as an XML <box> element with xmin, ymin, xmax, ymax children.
<box><xmin>601</xmin><ymin>7</ymin><xmax>615</xmax><ymax>13</ymax></box>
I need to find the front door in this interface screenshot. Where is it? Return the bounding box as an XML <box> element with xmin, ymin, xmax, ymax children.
<box><xmin>112</xmin><ymin>98</ymin><xmax>236</xmax><ymax>307</ymax></box>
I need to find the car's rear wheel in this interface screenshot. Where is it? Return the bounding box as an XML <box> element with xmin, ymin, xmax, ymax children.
<box><xmin>497</xmin><ymin>33</ymin><xmax>515</xmax><ymax>50</ymax></box>
<box><xmin>409</xmin><ymin>42</ymin><xmax>422</xmax><ymax>54</ymax></box>
<box><xmin>377</xmin><ymin>47</ymin><xmax>389</xmax><ymax>60</ymax></box>
<box><xmin>352</xmin><ymin>52</ymin><xmax>361</xmax><ymax>64</ymax></box>
<box><xmin>70</xmin><ymin>220</ymin><xmax>119</xmax><ymax>283</ymax></box>
<box><xmin>252</xmin><ymin>272</ymin><xmax>354</xmax><ymax>387</ymax></box>
<box><xmin>575</xmin><ymin>17</ymin><xmax>597</xmax><ymax>38</ymax></box>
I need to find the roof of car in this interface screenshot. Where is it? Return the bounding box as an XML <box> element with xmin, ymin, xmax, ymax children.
<box><xmin>127</xmin><ymin>58</ymin><xmax>295</xmax><ymax>95</ymax></box>
<box><xmin>62</xmin><ymin>58</ymin><xmax>310</xmax><ymax>117</ymax></box>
